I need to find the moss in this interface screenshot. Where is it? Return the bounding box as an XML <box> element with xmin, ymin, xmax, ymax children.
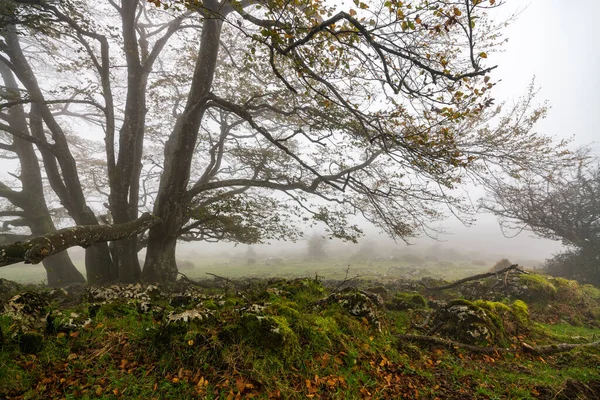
<box><xmin>18</xmin><ymin>332</ymin><xmax>44</xmax><ymax>354</ymax></box>
<box><xmin>98</xmin><ymin>300</ymin><xmax>135</xmax><ymax>318</ymax></box>
<box><xmin>221</xmin><ymin>314</ymin><xmax>299</xmax><ymax>361</ymax></box>
<box><xmin>268</xmin><ymin>301</ymin><xmax>300</xmax><ymax>319</ymax></box>
<box><xmin>387</xmin><ymin>292</ymin><xmax>428</xmax><ymax>310</ymax></box>
<box><xmin>473</xmin><ymin>300</ymin><xmax>511</xmax><ymax>314</ymax></box>
<box><xmin>581</xmin><ymin>284</ymin><xmax>600</xmax><ymax>300</ymax></box>
<box><xmin>511</xmin><ymin>300</ymin><xmax>530</xmax><ymax>326</ymax></box>
<box><xmin>202</xmin><ymin>300</ymin><xmax>218</xmax><ymax>310</ymax></box>
<box><xmin>518</xmin><ymin>274</ymin><xmax>557</xmax><ymax>301</ymax></box>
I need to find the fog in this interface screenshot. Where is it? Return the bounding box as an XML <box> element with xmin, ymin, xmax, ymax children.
<box><xmin>2</xmin><ymin>0</ymin><xmax>598</xmax><ymax>283</ymax></box>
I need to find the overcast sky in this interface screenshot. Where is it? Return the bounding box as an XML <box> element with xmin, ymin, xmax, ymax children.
<box><xmin>431</xmin><ymin>0</ymin><xmax>600</xmax><ymax>260</ymax></box>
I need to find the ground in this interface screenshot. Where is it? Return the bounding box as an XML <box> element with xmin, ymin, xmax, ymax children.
<box><xmin>1</xmin><ymin>262</ymin><xmax>600</xmax><ymax>399</ymax></box>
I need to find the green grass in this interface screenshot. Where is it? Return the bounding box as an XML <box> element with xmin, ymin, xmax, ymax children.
<box><xmin>2</xmin><ymin>272</ymin><xmax>600</xmax><ymax>398</ymax></box>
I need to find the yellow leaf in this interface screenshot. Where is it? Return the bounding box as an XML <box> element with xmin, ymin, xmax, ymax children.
<box><xmin>57</xmin><ymin>332</ymin><xmax>66</xmax><ymax>339</ymax></box>
<box><xmin>188</xmin><ymin>339</ymin><xmax>194</xmax><ymax>346</ymax></box>
<box><xmin>172</xmin><ymin>377</ymin><xmax>180</xmax><ymax>384</ymax></box>
<box><xmin>479</xmin><ymin>52</ymin><xmax>487</xmax><ymax>58</ymax></box>
<box><xmin>453</xmin><ymin>7</ymin><xmax>462</xmax><ymax>16</ymax></box>
<box><xmin>95</xmin><ymin>386</ymin><xmax>103</xmax><ymax>396</ymax></box>
<box><xmin>349</xmin><ymin>9</ymin><xmax>357</xmax><ymax>17</ymax></box>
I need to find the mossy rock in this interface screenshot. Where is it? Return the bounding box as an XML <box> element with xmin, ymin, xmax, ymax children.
<box><xmin>517</xmin><ymin>274</ymin><xmax>557</xmax><ymax>301</ymax></box>
<box><xmin>386</xmin><ymin>292</ymin><xmax>428</xmax><ymax>311</ymax></box>
<box><xmin>220</xmin><ymin>314</ymin><xmax>299</xmax><ymax>361</ymax></box>
<box><xmin>432</xmin><ymin>299</ymin><xmax>505</xmax><ymax>346</ymax></box>
<box><xmin>313</xmin><ymin>289</ymin><xmax>383</xmax><ymax>329</ymax></box>
<box><xmin>296</xmin><ymin>315</ymin><xmax>343</xmax><ymax>352</ymax></box>
<box><xmin>17</xmin><ymin>331</ymin><xmax>44</xmax><ymax>354</ymax></box>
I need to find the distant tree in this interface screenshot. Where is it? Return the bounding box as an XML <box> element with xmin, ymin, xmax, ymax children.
<box><xmin>481</xmin><ymin>153</ymin><xmax>599</xmax><ymax>283</ymax></box>
<box><xmin>306</xmin><ymin>234</ymin><xmax>327</xmax><ymax>261</ymax></box>
<box><xmin>245</xmin><ymin>246</ymin><xmax>257</xmax><ymax>265</ymax></box>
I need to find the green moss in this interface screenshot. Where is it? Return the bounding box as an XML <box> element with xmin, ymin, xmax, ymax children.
<box><xmin>473</xmin><ymin>300</ymin><xmax>511</xmax><ymax>314</ymax></box>
<box><xmin>518</xmin><ymin>274</ymin><xmax>557</xmax><ymax>300</ymax></box>
<box><xmin>221</xmin><ymin>314</ymin><xmax>299</xmax><ymax>361</ymax></box>
<box><xmin>202</xmin><ymin>300</ymin><xmax>218</xmax><ymax>310</ymax></box>
<box><xmin>511</xmin><ymin>300</ymin><xmax>529</xmax><ymax>326</ymax></box>
<box><xmin>268</xmin><ymin>301</ymin><xmax>300</xmax><ymax>319</ymax></box>
<box><xmin>98</xmin><ymin>300</ymin><xmax>135</xmax><ymax>318</ymax></box>
<box><xmin>387</xmin><ymin>292</ymin><xmax>428</xmax><ymax>310</ymax></box>
<box><xmin>581</xmin><ymin>284</ymin><xmax>600</xmax><ymax>300</ymax></box>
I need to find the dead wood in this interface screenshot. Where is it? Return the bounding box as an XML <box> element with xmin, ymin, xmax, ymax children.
<box><xmin>421</xmin><ymin>264</ymin><xmax>527</xmax><ymax>291</ymax></box>
<box><xmin>399</xmin><ymin>334</ymin><xmax>600</xmax><ymax>355</ymax></box>
<box><xmin>0</xmin><ymin>213</ymin><xmax>160</xmax><ymax>267</ymax></box>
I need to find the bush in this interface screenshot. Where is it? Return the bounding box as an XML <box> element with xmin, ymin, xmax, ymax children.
<box><xmin>541</xmin><ymin>248</ymin><xmax>600</xmax><ymax>286</ymax></box>
<box><xmin>490</xmin><ymin>258</ymin><xmax>512</xmax><ymax>272</ymax></box>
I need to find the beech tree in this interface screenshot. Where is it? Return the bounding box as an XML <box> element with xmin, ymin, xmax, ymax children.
<box><xmin>0</xmin><ymin>0</ymin><xmax>573</xmax><ymax>284</ymax></box>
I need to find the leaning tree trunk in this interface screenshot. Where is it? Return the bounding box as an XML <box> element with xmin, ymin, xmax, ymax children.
<box><xmin>143</xmin><ymin>5</ymin><xmax>223</xmax><ymax>283</ymax></box>
<box><xmin>0</xmin><ymin>213</ymin><xmax>160</xmax><ymax>267</ymax></box>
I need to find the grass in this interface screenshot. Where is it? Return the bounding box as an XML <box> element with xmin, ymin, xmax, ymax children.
<box><xmin>1</xmin><ymin>275</ymin><xmax>600</xmax><ymax>399</ymax></box>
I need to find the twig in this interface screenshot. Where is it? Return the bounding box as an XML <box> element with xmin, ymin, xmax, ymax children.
<box><xmin>331</xmin><ymin>265</ymin><xmax>361</xmax><ymax>293</ymax></box>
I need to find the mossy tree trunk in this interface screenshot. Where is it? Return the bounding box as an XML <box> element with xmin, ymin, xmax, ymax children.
<box><xmin>0</xmin><ymin>213</ymin><xmax>160</xmax><ymax>268</ymax></box>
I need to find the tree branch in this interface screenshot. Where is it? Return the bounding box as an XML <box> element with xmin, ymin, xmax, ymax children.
<box><xmin>0</xmin><ymin>212</ymin><xmax>161</xmax><ymax>267</ymax></box>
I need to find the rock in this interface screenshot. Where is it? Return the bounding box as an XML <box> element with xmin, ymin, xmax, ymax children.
<box><xmin>431</xmin><ymin>299</ymin><xmax>501</xmax><ymax>346</ymax></box>
<box><xmin>313</xmin><ymin>288</ymin><xmax>384</xmax><ymax>330</ymax></box>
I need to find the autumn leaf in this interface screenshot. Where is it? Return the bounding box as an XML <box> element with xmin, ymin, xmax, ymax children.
<box><xmin>479</xmin><ymin>51</ymin><xmax>488</xmax><ymax>58</ymax></box>
<box><xmin>453</xmin><ymin>7</ymin><xmax>462</xmax><ymax>16</ymax></box>
<box><xmin>349</xmin><ymin>9</ymin><xmax>357</xmax><ymax>17</ymax></box>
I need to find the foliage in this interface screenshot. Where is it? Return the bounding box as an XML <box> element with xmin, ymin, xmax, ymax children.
<box><xmin>482</xmin><ymin>155</ymin><xmax>600</xmax><ymax>284</ymax></box>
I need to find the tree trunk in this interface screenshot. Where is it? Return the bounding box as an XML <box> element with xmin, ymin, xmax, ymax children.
<box><xmin>0</xmin><ymin>213</ymin><xmax>160</xmax><ymax>267</ymax></box>
<box><xmin>142</xmin><ymin>233</ymin><xmax>178</xmax><ymax>283</ymax></box>
<box><xmin>143</xmin><ymin>3</ymin><xmax>223</xmax><ymax>282</ymax></box>
<box><xmin>1</xmin><ymin>26</ymin><xmax>116</xmax><ymax>283</ymax></box>
<box><xmin>42</xmin><ymin>252</ymin><xmax>85</xmax><ymax>287</ymax></box>
<box><xmin>0</xmin><ymin>60</ymin><xmax>85</xmax><ymax>287</ymax></box>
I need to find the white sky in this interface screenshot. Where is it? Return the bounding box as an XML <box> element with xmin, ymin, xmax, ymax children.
<box><xmin>431</xmin><ymin>0</ymin><xmax>600</xmax><ymax>260</ymax></box>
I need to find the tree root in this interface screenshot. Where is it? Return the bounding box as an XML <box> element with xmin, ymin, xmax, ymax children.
<box><xmin>398</xmin><ymin>334</ymin><xmax>600</xmax><ymax>355</ymax></box>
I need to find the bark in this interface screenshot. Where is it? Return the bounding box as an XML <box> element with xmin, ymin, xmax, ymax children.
<box><xmin>143</xmin><ymin>1</ymin><xmax>224</xmax><ymax>282</ymax></box>
<box><xmin>0</xmin><ymin>60</ymin><xmax>85</xmax><ymax>286</ymax></box>
<box><xmin>0</xmin><ymin>213</ymin><xmax>160</xmax><ymax>267</ymax></box>
<box><xmin>1</xmin><ymin>26</ymin><xmax>115</xmax><ymax>283</ymax></box>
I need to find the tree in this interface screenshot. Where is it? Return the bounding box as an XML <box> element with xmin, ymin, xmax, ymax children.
<box><xmin>0</xmin><ymin>0</ymin><xmax>573</xmax><ymax>284</ymax></box>
<box><xmin>0</xmin><ymin>59</ymin><xmax>85</xmax><ymax>286</ymax></box>
<box><xmin>306</xmin><ymin>234</ymin><xmax>327</xmax><ymax>260</ymax></box>
<box><xmin>481</xmin><ymin>153</ymin><xmax>599</xmax><ymax>283</ymax></box>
